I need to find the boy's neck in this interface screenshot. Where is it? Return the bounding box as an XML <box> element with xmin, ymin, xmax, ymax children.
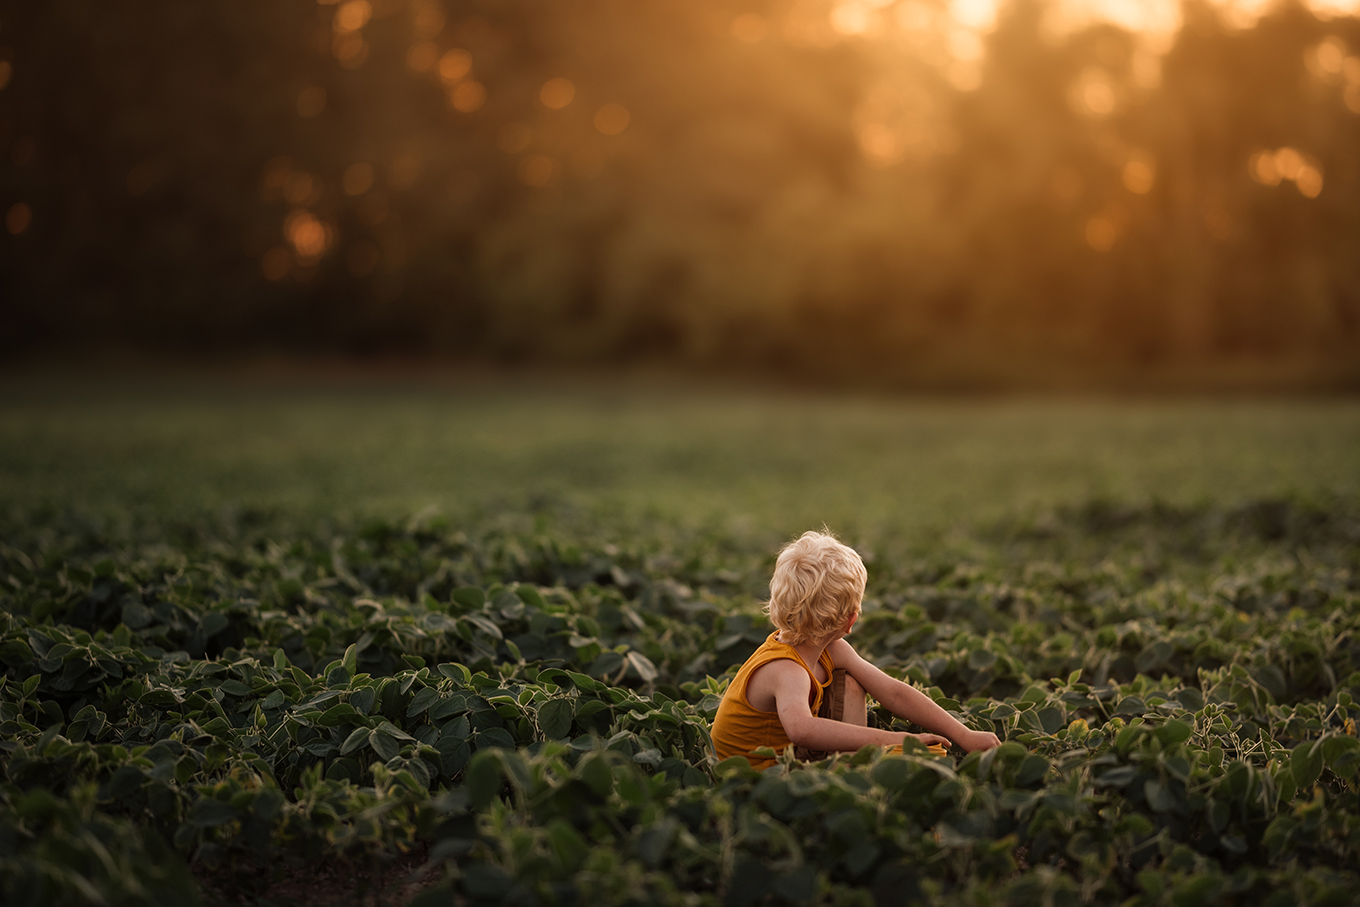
<box><xmin>776</xmin><ymin>631</ymin><xmax>836</xmax><ymax>668</ymax></box>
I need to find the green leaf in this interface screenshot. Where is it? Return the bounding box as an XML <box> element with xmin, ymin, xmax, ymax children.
<box><xmin>1144</xmin><ymin>779</ymin><xmax>1177</xmax><ymax>813</ymax></box>
<box><xmin>464</xmin><ymin>613</ymin><xmax>503</xmax><ymax>640</ymax></box>
<box><xmin>351</xmin><ymin>687</ymin><xmax>376</xmax><ymax>714</ymax></box>
<box><xmin>1156</xmin><ymin>719</ymin><xmax>1193</xmax><ymax>746</ymax></box>
<box><xmin>625</xmin><ymin>651</ymin><xmax>659</xmax><ymax>682</ymax></box>
<box><xmin>437</xmin><ymin>663</ymin><xmax>472</xmax><ymax>683</ymax></box>
<box><xmin>538</xmin><ymin>698</ymin><xmax>574</xmax><ymax>739</ymax></box>
<box><xmin>476</xmin><ymin>727</ymin><xmax>516</xmax><ymax>750</ymax></box>
<box><xmin>219</xmin><ymin>679</ymin><xmax>251</xmax><ymax>697</ymax></box>
<box><xmin>370</xmin><ymin>730</ymin><xmax>400</xmax><ymax>761</ymax></box>
<box><xmin>1014</xmin><ymin>754</ymin><xmax>1049</xmax><ymax>786</ymax></box>
<box><xmin>342</xmin><ymin>644</ymin><xmax>358</xmax><ymax>676</ymax></box>
<box><xmin>872</xmin><ymin>758</ymin><xmax>913</xmax><ymax>792</ymax></box>
<box><xmin>340</xmin><ymin>727</ymin><xmax>370</xmax><ymax>755</ymax></box>
<box><xmin>515</xmin><ymin>585</ymin><xmax>547</xmax><ymax>609</ymax></box>
<box><xmin>375</xmin><ymin>720</ymin><xmax>416</xmax><ymax>741</ymax></box>
<box><xmin>566</xmin><ymin>671</ymin><xmax>601</xmax><ymax>692</ymax></box>
<box><xmin>579</xmin><ymin>754</ymin><xmax>614</xmax><ymax>798</ymax></box>
<box><xmin>318</xmin><ymin>703</ymin><xmax>359</xmax><ymax>727</ymax></box>
<box><xmin>1291</xmin><ymin>739</ymin><xmax>1323</xmax><ymax>790</ymax></box>
<box><xmin>407</xmin><ymin>687</ymin><xmax>441</xmax><ymax>717</ymax></box>
<box><xmin>452</xmin><ymin>587</ymin><xmax>486</xmax><ymax>610</ymax></box>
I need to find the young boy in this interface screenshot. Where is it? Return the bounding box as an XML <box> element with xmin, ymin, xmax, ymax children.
<box><xmin>712</xmin><ymin>530</ymin><xmax>1000</xmax><ymax>769</ymax></box>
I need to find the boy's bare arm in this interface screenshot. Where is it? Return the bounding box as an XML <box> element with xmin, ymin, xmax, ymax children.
<box><xmin>828</xmin><ymin>639</ymin><xmax>1000</xmax><ymax>753</ymax></box>
<box><xmin>764</xmin><ymin>661</ymin><xmax>948</xmax><ymax>752</ymax></box>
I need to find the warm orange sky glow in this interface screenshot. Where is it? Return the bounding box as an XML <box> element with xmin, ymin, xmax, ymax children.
<box><xmin>4</xmin><ymin>0</ymin><xmax>1358</xmax><ymax>387</ymax></box>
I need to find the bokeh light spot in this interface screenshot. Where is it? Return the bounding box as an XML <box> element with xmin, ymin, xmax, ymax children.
<box><xmin>343</xmin><ymin>162</ymin><xmax>374</xmax><ymax>196</ymax></box>
<box><xmin>859</xmin><ymin>124</ymin><xmax>902</xmax><ymax>165</ymax></box>
<box><xmin>950</xmin><ymin>0</ymin><xmax>997</xmax><ymax>31</ymax></box>
<box><xmin>411</xmin><ymin>1</ymin><xmax>446</xmax><ymax>39</ymax></box>
<box><xmin>540</xmin><ymin>77</ymin><xmax>575</xmax><ymax>110</ymax></box>
<box><xmin>1345</xmin><ymin>83</ymin><xmax>1360</xmax><ymax>114</ymax></box>
<box><xmin>439</xmin><ymin>49</ymin><xmax>472</xmax><ymax>83</ymax></box>
<box><xmin>1274</xmin><ymin>147</ymin><xmax>1303</xmax><ymax>180</ymax></box>
<box><xmin>334</xmin><ymin>0</ymin><xmax>372</xmax><ymax>34</ymax></box>
<box><xmin>451</xmin><ymin>81</ymin><xmax>486</xmax><ymax>113</ymax></box>
<box><xmin>831</xmin><ymin>3</ymin><xmax>872</xmax><ymax>36</ymax></box>
<box><xmin>1307</xmin><ymin>36</ymin><xmax>1348</xmax><ymax>79</ymax></box>
<box><xmin>1249</xmin><ymin>151</ymin><xmax>1281</xmax><ymax>185</ymax></box>
<box><xmin>285</xmin><ymin>210</ymin><xmax>329</xmax><ymax>260</ymax></box>
<box><xmin>520</xmin><ymin>154</ymin><xmax>556</xmax><ymax>187</ymax></box>
<box><xmin>297</xmin><ymin>86</ymin><xmax>327</xmax><ymax>118</ymax></box>
<box><xmin>1085</xmin><ymin>217</ymin><xmax>1116</xmax><ymax>251</ymax></box>
<box><xmin>407</xmin><ymin>41</ymin><xmax>439</xmax><ymax>73</ymax></box>
<box><xmin>731</xmin><ymin>14</ymin><xmax>769</xmax><ymax>42</ymax></box>
<box><xmin>6</xmin><ymin>202</ymin><xmax>31</xmax><ymax>235</ymax></box>
<box><xmin>261</xmin><ymin>246</ymin><xmax>291</xmax><ymax>281</ymax></box>
<box><xmin>1296</xmin><ymin>164</ymin><xmax>1324</xmax><ymax>198</ymax></box>
<box><xmin>1247</xmin><ymin>147</ymin><xmax>1323</xmax><ymax>197</ymax></box>
<box><xmin>1122</xmin><ymin>153</ymin><xmax>1155</xmax><ymax>194</ymax></box>
<box><xmin>594</xmin><ymin>103</ymin><xmax>630</xmax><ymax>135</ymax></box>
<box><xmin>333</xmin><ymin>34</ymin><xmax>368</xmax><ymax>68</ymax></box>
<box><xmin>1073</xmin><ymin>69</ymin><xmax>1116</xmax><ymax>116</ymax></box>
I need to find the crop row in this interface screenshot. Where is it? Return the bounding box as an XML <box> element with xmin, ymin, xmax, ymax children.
<box><xmin>0</xmin><ymin>499</ymin><xmax>1357</xmax><ymax>905</ymax></box>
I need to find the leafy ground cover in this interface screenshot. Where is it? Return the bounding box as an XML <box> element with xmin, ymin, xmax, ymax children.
<box><xmin>1</xmin><ymin>384</ymin><xmax>1358</xmax><ymax>905</ymax></box>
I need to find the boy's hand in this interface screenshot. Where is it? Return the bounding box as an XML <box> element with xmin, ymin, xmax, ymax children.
<box><xmin>956</xmin><ymin>729</ymin><xmax>1001</xmax><ymax>752</ymax></box>
<box><xmin>912</xmin><ymin>734</ymin><xmax>950</xmax><ymax>748</ymax></box>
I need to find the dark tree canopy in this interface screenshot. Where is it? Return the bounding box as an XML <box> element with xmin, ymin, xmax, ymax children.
<box><xmin>1</xmin><ymin>0</ymin><xmax>1358</xmax><ymax>387</ymax></box>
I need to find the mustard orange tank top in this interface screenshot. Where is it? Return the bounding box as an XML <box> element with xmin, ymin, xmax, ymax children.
<box><xmin>711</xmin><ymin>632</ymin><xmax>835</xmax><ymax>770</ymax></box>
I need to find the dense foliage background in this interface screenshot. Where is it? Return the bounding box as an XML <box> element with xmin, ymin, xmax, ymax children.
<box><xmin>2</xmin><ymin>0</ymin><xmax>1359</xmax><ymax>386</ymax></box>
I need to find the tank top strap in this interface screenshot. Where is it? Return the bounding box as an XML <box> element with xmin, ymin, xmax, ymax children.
<box><xmin>742</xmin><ymin>632</ymin><xmax>833</xmax><ymax>711</ymax></box>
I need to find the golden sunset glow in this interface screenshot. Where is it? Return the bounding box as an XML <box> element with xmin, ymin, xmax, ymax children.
<box><xmin>7</xmin><ymin>0</ymin><xmax>1360</xmax><ymax>390</ymax></box>
<box><xmin>593</xmin><ymin>103</ymin><xmax>630</xmax><ymax>136</ymax></box>
<box><xmin>450</xmin><ymin>80</ymin><xmax>486</xmax><ymax>113</ymax></box>
<box><xmin>539</xmin><ymin>78</ymin><xmax>576</xmax><ymax>111</ymax></box>
<box><xmin>438</xmin><ymin>49</ymin><xmax>471</xmax><ymax>83</ymax></box>
<box><xmin>333</xmin><ymin>0</ymin><xmax>372</xmax><ymax>34</ymax></box>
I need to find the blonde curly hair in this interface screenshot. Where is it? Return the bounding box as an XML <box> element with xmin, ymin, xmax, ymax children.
<box><xmin>764</xmin><ymin>530</ymin><xmax>867</xmax><ymax>645</ymax></box>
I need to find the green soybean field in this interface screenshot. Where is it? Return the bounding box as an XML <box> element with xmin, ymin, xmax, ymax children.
<box><xmin>1</xmin><ymin>383</ymin><xmax>1358</xmax><ymax>907</ymax></box>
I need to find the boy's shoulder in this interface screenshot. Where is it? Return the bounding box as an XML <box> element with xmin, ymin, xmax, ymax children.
<box><xmin>826</xmin><ymin>637</ymin><xmax>861</xmax><ymax>665</ymax></box>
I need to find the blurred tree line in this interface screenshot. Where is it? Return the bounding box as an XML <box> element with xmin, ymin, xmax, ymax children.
<box><xmin>1</xmin><ymin>0</ymin><xmax>1357</xmax><ymax>387</ymax></box>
